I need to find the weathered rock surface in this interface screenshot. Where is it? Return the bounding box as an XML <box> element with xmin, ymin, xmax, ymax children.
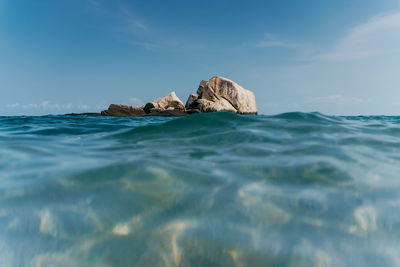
<box><xmin>187</xmin><ymin>98</ymin><xmax>236</xmax><ymax>113</ymax></box>
<box><xmin>144</xmin><ymin>91</ymin><xmax>185</xmax><ymax>114</ymax></box>
<box><xmin>185</xmin><ymin>94</ymin><xmax>198</xmax><ymax>109</ymax></box>
<box><xmin>100</xmin><ymin>92</ymin><xmax>186</xmax><ymax>117</ymax></box>
<box><xmin>93</xmin><ymin>76</ymin><xmax>257</xmax><ymax>117</ymax></box>
<box><xmin>101</xmin><ymin>104</ymin><xmax>146</xmax><ymax>117</ymax></box>
<box><xmin>187</xmin><ymin>76</ymin><xmax>257</xmax><ymax>114</ymax></box>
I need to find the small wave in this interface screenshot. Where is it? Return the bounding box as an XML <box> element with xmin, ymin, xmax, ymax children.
<box><xmin>2</xmin><ymin>112</ymin><xmax>400</xmax><ymax>266</ymax></box>
<box><xmin>270</xmin><ymin>111</ymin><xmax>340</xmax><ymax>122</ymax></box>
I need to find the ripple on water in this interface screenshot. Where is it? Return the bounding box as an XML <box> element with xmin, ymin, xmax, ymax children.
<box><xmin>1</xmin><ymin>113</ymin><xmax>400</xmax><ymax>266</ymax></box>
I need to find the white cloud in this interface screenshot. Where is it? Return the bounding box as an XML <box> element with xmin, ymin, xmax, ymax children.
<box><xmin>6</xmin><ymin>102</ymin><xmax>20</xmax><ymax>108</ymax></box>
<box><xmin>23</xmin><ymin>104</ymin><xmax>38</xmax><ymax>109</ymax></box>
<box><xmin>41</xmin><ymin>101</ymin><xmax>51</xmax><ymax>108</ymax></box>
<box><xmin>3</xmin><ymin>102</ymin><xmax>93</xmax><ymax>113</ymax></box>
<box><xmin>128</xmin><ymin>97</ymin><xmax>144</xmax><ymax>106</ymax></box>
<box><xmin>77</xmin><ymin>104</ymin><xmax>90</xmax><ymax>110</ymax></box>
<box><xmin>14</xmin><ymin>102</ymin><xmax>75</xmax><ymax>109</ymax></box>
<box><xmin>30</xmin><ymin>100</ymin><xmax>61</xmax><ymax>109</ymax></box>
<box><xmin>39</xmin><ymin>101</ymin><xmax>60</xmax><ymax>109</ymax></box>
<box><xmin>256</xmin><ymin>33</ymin><xmax>299</xmax><ymax>49</ymax></box>
<box><xmin>316</xmin><ymin>12</ymin><xmax>400</xmax><ymax>61</ymax></box>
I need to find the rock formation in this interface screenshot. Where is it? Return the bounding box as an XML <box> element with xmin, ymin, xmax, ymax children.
<box><xmin>101</xmin><ymin>104</ymin><xmax>146</xmax><ymax>117</ymax></box>
<box><xmin>143</xmin><ymin>92</ymin><xmax>185</xmax><ymax>113</ymax></box>
<box><xmin>186</xmin><ymin>76</ymin><xmax>257</xmax><ymax>114</ymax></box>
<box><xmin>101</xmin><ymin>92</ymin><xmax>186</xmax><ymax>117</ymax></box>
<box><xmin>98</xmin><ymin>76</ymin><xmax>257</xmax><ymax>117</ymax></box>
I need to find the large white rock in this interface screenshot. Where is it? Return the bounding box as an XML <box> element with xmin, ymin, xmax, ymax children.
<box><xmin>188</xmin><ymin>76</ymin><xmax>257</xmax><ymax>114</ymax></box>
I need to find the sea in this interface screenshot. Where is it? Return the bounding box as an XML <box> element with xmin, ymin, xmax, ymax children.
<box><xmin>1</xmin><ymin>112</ymin><xmax>400</xmax><ymax>266</ymax></box>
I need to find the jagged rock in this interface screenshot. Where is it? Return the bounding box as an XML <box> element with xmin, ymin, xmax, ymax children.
<box><xmin>189</xmin><ymin>76</ymin><xmax>257</xmax><ymax>114</ymax></box>
<box><xmin>101</xmin><ymin>104</ymin><xmax>146</xmax><ymax>117</ymax></box>
<box><xmin>143</xmin><ymin>91</ymin><xmax>185</xmax><ymax>114</ymax></box>
<box><xmin>185</xmin><ymin>94</ymin><xmax>198</xmax><ymax>109</ymax></box>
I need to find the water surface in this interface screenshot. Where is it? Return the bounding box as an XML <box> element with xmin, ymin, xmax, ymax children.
<box><xmin>1</xmin><ymin>112</ymin><xmax>400</xmax><ymax>266</ymax></box>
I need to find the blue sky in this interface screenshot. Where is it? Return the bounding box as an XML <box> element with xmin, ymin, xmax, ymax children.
<box><xmin>1</xmin><ymin>0</ymin><xmax>400</xmax><ymax>115</ymax></box>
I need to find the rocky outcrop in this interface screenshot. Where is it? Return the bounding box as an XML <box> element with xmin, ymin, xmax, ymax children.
<box><xmin>186</xmin><ymin>77</ymin><xmax>257</xmax><ymax>114</ymax></box>
<box><xmin>98</xmin><ymin>76</ymin><xmax>257</xmax><ymax>117</ymax></box>
<box><xmin>101</xmin><ymin>92</ymin><xmax>186</xmax><ymax>117</ymax></box>
<box><xmin>143</xmin><ymin>92</ymin><xmax>185</xmax><ymax>113</ymax></box>
<box><xmin>101</xmin><ymin>104</ymin><xmax>146</xmax><ymax>117</ymax></box>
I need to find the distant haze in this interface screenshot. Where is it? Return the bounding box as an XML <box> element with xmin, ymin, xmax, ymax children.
<box><xmin>1</xmin><ymin>0</ymin><xmax>400</xmax><ymax>116</ymax></box>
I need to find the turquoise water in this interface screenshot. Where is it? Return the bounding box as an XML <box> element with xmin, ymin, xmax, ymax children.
<box><xmin>1</xmin><ymin>112</ymin><xmax>400</xmax><ymax>266</ymax></box>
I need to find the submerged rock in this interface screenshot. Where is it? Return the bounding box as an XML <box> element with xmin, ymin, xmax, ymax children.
<box><xmin>97</xmin><ymin>76</ymin><xmax>257</xmax><ymax>117</ymax></box>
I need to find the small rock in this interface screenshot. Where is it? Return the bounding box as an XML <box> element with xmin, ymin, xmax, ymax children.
<box><xmin>144</xmin><ymin>91</ymin><xmax>185</xmax><ymax>114</ymax></box>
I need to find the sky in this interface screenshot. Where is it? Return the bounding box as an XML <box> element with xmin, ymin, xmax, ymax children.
<box><xmin>1</xmin><ymin>0</ymin><xmax>400</xmax><ymax>116</ymax></box>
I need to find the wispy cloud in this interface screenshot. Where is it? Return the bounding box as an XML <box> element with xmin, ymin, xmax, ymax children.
<box><xmin>88</xmin><ymin>0</ymin><xmax>148</xmax><ymax>34</ymax></box>
<box><xmin>23</xmin><ymin>103</ymin><xmax>38</xmax><ymax>109</ymax></box>
<box><xmin>6</xmin><ymin>102</ymin><xmax>20</xmax><ymax>108</ymax></box>
<box><xmin>4</xmin><ymin>102</ymin><xmax>91</xmax><ymax>111</ymax></box>
<box><xmin>41</xmin><ymin>101</ymin><xmax>61</xmax><ymax>109</ymax></box>
<box><xmin>86</xmin><ymin>0</ymin><xmax>209</xmax><ymax>52</ymax></box>
<box><xmin>256</xmin><ymin>33</ymin><xmax>299</xmax><ymax>49</ymax></box>
<box><xmin>87</xmin><ymin>0</ymin><xmax>161</xmax><ymax>51</ymax></box>
<box><xmin>116</xmin><ymin>0</ymin><xmax>148</xmax><ymax>32</ymax></box>
<box><xmin>315</xmin><ymin>12</ymin><xmax>400</xmax><ymax>61</ymax></box>
<box><xmin>77</xmin><ymin>104</ymin><xmax>90</xmax><ymax>110</ymax></box>
<box><xmin>129</xmin><ymin>41</ymin><xmax>158</xmax><ymax>50</ymax></box>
